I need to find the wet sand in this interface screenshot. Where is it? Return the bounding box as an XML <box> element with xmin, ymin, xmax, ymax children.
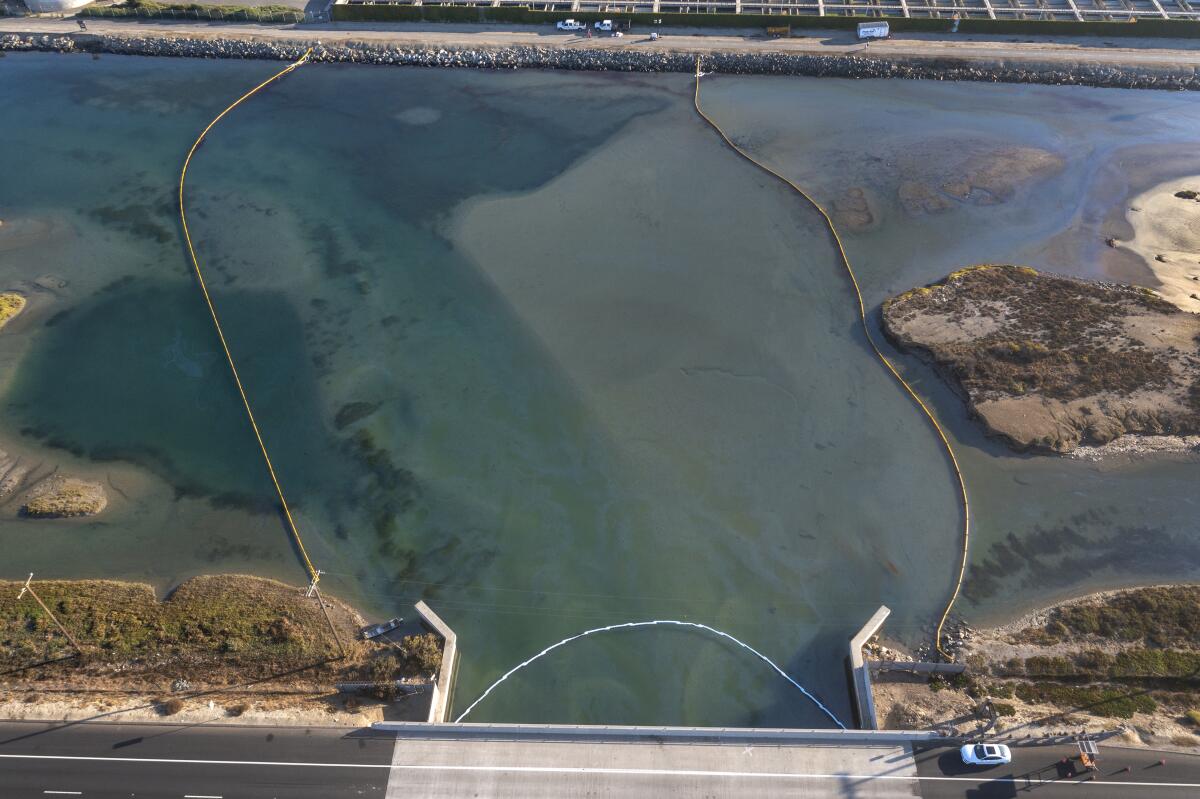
<box><xmin>1120</xmin><ymin>177</ymin><xmax>1200</xmax><ymax>312</ymax></box>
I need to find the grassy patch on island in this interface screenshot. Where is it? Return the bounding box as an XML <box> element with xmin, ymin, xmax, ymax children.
<box><xmin>1</xmin><ymin>575</ymin><xmax>439</xmax><ymax>689</ymax></box>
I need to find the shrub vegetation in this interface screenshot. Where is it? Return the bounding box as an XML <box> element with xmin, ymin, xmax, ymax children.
<box><xmin>80</xmin><ymin>1</ymin><xmax>303</xmax><ymax>22</ymax></box>
<box><xmin>1041</xmin><ymin>587</ymin><xmax>1200</xmax><ymax>647</ymax></box>
<box><xmin>1014</xmin><ymin>682</ymin><xmax>1157</xmax><ymax>719</ymax></box>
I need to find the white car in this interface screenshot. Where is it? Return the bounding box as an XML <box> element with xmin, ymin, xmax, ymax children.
<box><xmin>556</xmin><ymin>19</ymin><xmax>585</xmax><ymax>31</ymax></box>
<box><xmin>594</xmin><ymin>19</ymin><xmax>613</xmax><ymax>31</ymax></box>
<box><xmin>960</xmin><ymin>743</ymin><xmax>1012</xmax><ymax>766</ymax></box>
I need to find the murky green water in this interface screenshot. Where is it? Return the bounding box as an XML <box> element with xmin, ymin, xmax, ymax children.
<box><xmin>1</xmin><ymin>54</ymin><xmax>1197</xmax><ymax>727</ymax></box>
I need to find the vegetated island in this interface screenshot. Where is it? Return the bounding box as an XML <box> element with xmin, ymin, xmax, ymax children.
<box><xmin>0</xmin><ymin>291</ymin><xmax>26</xmax><ymax>330</ymax></box>
<box><xmin>882</xmin><ymin>265</ymin><xmax>1200</xmax><ymax>454</ymax></box>
<box><xmin>0</xmin><ymin>574</ymin><xmax>442</xmax><ymax>725</ymax></box>
<box><xmin>872</xmin><ymin>585</ymin><xmax>1200</xmax><ymax>752</ymax></box>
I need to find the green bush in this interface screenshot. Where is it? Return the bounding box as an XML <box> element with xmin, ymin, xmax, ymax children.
<box><xmin>1073</xmin><ymin>649</ymin><xmax>1115</xmax><ymax>675</ymax></box>
<box><xmin>399</xmin><ymin>632</ymin><xmax>443</xmax><ymax>674</ymax></box>
<box><xmin>992</xmin><ymin>701</ymin><xmax>1017</xmax><ymax>717</ymax></box>
<box><xmin>1024</xmin><ymin>655</ymin><xmax>1076</xmax><ymax>677</ymax></box>
<box><xmin>998</xmin><ymin>657</ymin><xmax>1025</xmax><ymax>677</ymax></box>
<box><xmin>79</xmin><ymin>1</ymin><xmax>303</xmax><ymax>22</ymax></box>
<box><xmin>1186</xmin><ymin>709</ymin><xmax>1200</xmax><ymax>726</ymax></box>
<box><xmin>1110</xmin><ymin>649</ymin><xmax>1200</xmax><ymax>680</ymax></box>
<box><xmin>331</xmin><ymin>5</ymin><xmax>1200</xmax><ymax>38</ymax></box>
<box><xmin>985</xmin><ymin>682</ymin><xmax>1015</xmax><ymax>699</ymax></box>
<box><xmin>1014</xmin><ymin>682</ymin><xmax>1157</xmax><ymax>719</ymax></box>
<box><xmin>1044</xmin><ymin>587</ymin><xmax>1200</xmax><ymax>647</ymax></box>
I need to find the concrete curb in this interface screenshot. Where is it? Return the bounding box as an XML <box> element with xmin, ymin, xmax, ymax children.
<box><xmin>371</xmin><ymin>720</ymin><xmax>948</xmax><ymax>743</ymax></box>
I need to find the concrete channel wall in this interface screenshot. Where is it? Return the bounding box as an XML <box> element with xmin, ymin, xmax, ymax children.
<box><xmin>2</xmin><ymin>31</ymin><xmax>1199</xmax><ymax>90</ymax></box>
<box><xmin>415</xmin><ymin>600</ymin><xmax>458</xmax><ymax>724</ymax></box>
<box><xmin>373</xmin><ymin>720</ymin><xmax>947</xmax><ymax>743</ymax></box>
<box><xmin>847</xmin><ymin>605</ymin><xmax>891</xmax><ymax>730</ymax></box>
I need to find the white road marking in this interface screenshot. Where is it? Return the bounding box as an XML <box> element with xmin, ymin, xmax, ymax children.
<box><xmin>184</xmin><ymin>795</ymin><xmax>223</xmax><ymax>798</ymax></box>
<box><xmin>43</xmin><ymin>792</ymin><xmax>83</xmax><ymax>796</ymax></box>
<box><xmin>2</xmin><ymin>754</ymin><xmax>1199</xmax><ymax>789</ymax></box>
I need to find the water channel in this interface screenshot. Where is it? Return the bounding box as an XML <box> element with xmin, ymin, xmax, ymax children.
<box><xmin>1</xmin><ymin>54</ymin><xmax>1198</xmax><ymax>726</ymax></box>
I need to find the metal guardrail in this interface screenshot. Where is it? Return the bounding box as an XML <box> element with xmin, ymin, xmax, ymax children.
<box><xmin>336</xmin><ymin>679</ymin><xmax>431</xmax><ymax>692</ymax></box>
<box><xmin>372</xmin><ymin>720</ymin><xmax>948</xmax><ymax>742</ymax></box>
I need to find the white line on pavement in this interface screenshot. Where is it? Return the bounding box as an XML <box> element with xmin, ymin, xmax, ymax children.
<box><xmin>43</xmin><ymin>792</ymin><xmax>82</xmax><ymax>796</ymax></box>
<box><xmin>184</xmin><ymin>795</ymin><xmax>223</xmax><ymax>798</ymax></box>
<box><xmin>3</xmin><ymin>754</ymin><xmax>1199</xmax><ymax>789</ymax></box>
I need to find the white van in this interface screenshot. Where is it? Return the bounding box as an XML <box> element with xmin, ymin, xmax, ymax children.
<box><xmin>856</xmin><ymin>21</ymin><xmax>890</xmax><ymax>40</ymax></box>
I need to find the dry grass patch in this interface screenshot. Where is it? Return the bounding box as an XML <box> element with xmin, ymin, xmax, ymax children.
<box><xmin>0</xmin><ymin>575</ymin><xmax>438</xmax><ymax>689</ymax></box>
<box><xmin>0</xmin><ymin>292</ymin><xmax>26</xmax><ymax>330</ymax></box>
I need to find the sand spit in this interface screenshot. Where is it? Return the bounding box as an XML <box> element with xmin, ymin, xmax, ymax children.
<box><xmin>20</xmin><ymin>475</ymin><xmax>107</xmax><ymax>518</ymax></box>
<box><xmin>1070</xmin><ymin>433</ymin><xmax>1200</xmax><ymax>461</ymax></box>
<box><xmin>1119</xmin><ymin>178</ymin><xmax>1200</xmax><ymax>313</ymax></box>
<box><xmin>0</xmin><ymin>450</ymin><xmax>109</xmax><ymax>519</ymax></box>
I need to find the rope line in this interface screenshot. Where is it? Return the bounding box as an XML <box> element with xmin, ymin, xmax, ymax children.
<box><xmin>178</xmin><ymin>51</ymin><xmax>321</xmax><ymax>586</ymax></box>
<box><xmin>692</xmin><ymin>61</ymin><xmax>970</xmax><ymax>661</ymax></box>
<box><xmin>455</xmin><ymin>620</ymin><xmax>847</xmax><ymax>728</ymax></box>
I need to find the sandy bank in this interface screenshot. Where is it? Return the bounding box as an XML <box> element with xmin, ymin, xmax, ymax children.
<box><xmin>874</xmin><ymin>584</ymin><xmax>1200</xmax><ymax>750</ymax></box>
<box><xmin>1120</xmin><ymin>178</ymin><xmax>1200</xmax><ymax>313</ymax></box>
<box><xmin>1</xmin><ymin>574</ymin><xmax>442</xmax><ymax>725</ymax></box>
<box><xmin>0</xmin><ymin>448</ymin><xmax>110</xmax><ymax>519</ymax></box>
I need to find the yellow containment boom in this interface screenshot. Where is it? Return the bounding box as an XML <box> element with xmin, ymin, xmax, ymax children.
<box><xmin>692</xmin><ymin>59</ymin><xmax>971</xmax><ymax>661</ymax></box>
<box><xmin>177</xmin><ymin>50</ymin><xmax>321</xmax><ymax>587</ymax></box>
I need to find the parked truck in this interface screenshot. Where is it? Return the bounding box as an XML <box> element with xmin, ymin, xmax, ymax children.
<box><xmin>856</xmin><ymin>21</ymin><xmax>890</xmax><ymax>40</ymax></box>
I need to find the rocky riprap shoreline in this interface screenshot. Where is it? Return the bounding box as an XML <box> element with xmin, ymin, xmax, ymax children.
<box><xmin>2</xmin><ymin>32</ymin><xmax>1199</xmax><ymax>90</ymax></box>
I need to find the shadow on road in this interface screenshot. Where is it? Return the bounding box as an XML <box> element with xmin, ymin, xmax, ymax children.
<box><xmin>935</xmin><ymin>750</ymin><xmax>1003</xmax><ymax>776</ymax></box>
<box><xmin>965</xmin><ymin>775</ymin><xmax>1019</xmax><ymax>799</ymax></box>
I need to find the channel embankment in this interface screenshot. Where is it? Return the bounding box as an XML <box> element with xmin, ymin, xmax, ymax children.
<box><xmin>2</xmin><ymin>26</ymin><xmax>1200</xmax><ymax>90</ymax></box>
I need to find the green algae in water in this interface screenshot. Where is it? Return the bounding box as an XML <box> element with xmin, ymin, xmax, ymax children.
<box><xmin>4</xmin><ymin>280</ymin><xmax>336</xmax><ymax>508</ymax></box>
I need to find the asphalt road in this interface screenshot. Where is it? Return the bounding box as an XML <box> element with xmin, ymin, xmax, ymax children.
<box><xmin>6</xmin><ymin>720</ymin><xmax>1200</xmax><ymax>797</ymax></box>
<box><xmin>3</xmin><ymin>18</ymin><xmax>1200</xmax><ymax>71</ymax></box>
<box><xmin>382</xmin><ymin>734</ymin><xmax>923</xmax><ymax>798</ymax></box>
<box><xmin>914</xmin><ymin>741</ymin><xmax>1200</xmax><ymax>798</ymax></box>
<box><xmin>0</xmin><ymin>720</ymin><xmax>394</xmax><ymax>798</ymax></box>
